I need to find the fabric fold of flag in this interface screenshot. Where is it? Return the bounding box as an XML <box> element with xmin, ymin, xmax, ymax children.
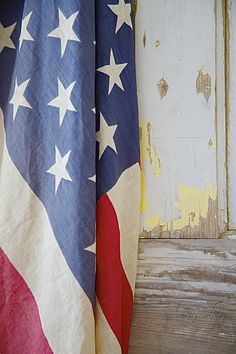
<box><xmin>95</xmin><ymin>1</ymin><xmax>140</xmax><ymax>353</ymax></box>
<box><xmin>0</xmin><ymin>1</ymin><xmax>140</xmax><ymax>353</ymax></box>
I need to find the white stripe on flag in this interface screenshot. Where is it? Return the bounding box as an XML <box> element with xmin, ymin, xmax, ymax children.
<box><xmin>107</xmin><ymin>163</ymin><xmax>140</xmax><ymax>292</ymax></box>
<box><xmin>0</xmin><ymin>109</ymin><xmax>95</xmax><ymax>354</ymax></box>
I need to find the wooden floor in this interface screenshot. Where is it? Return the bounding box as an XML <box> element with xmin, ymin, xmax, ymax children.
<box><xmin>129</xmin><ymin>239</ymin><xmax>236</xmax><ymax>354</ymax></box>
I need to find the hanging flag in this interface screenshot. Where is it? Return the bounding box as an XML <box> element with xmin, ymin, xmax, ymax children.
<box><xmin>0</xmin><ymin>0</ymin><xmax>140</xmax><ymax>353</ymax></box>
<box><xmin>95</xmin><ymin>1</ymin><xmax>140</xmax><ymax>353</ymax></box>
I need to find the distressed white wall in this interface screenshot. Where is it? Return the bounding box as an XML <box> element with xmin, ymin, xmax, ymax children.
<box><xmin>135</xmin><ymin>0</ymin><xmax>219</xmax><ymax>237</ymax></box>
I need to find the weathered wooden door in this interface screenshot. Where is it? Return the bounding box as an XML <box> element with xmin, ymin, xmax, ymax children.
<box><xmin>130</xmin><ymin>1</ymin><xmax>236</xmax><ymax>353</ymax></box>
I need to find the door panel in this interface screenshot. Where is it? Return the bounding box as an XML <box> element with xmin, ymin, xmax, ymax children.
<box><xmin>136</xmin><ymin>0</ymin><xmax>220</xmax><ymax>238</ymax></box>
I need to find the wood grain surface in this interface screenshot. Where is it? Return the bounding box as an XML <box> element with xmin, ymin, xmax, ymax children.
<box><xmin>129</xmin><ymin>239</ymin><xmax>236</xmax><ymax>354</ymax></box>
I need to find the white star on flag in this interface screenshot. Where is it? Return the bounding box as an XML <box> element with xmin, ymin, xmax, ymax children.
<box><xmin>84</xmin><ymin>242</ymin><xmax>96</xmax><ymax>254</ymax></box>
<box><xmin>47</xmin><ymin>146</ymin><xmax>72</xmax><ymax>194</ymax></box>
<box><xmin>88</xmin><ymin>174</ymin><xmax>96</xmax><ymax>183</ymax></box>
<box><xmin>48</xmin><ymin>9</ymin><xmax>80</xmax><ymax>58</ymax></box>
<box><xmin>9</xmin><ymin>78</ymin><xmax>32</xmax><ymax>120</ymax></box>
<box><xmin>108</xmin><ymin>0</ymin><xmax>132</xmax><ymax>33</ymax></box>
<box><xmin>97</xmin><ymin>49</ymin><xmax>127</xmax><ymax>95</ymax></box>
<box><xmin>48</xmin><ymin>78</ymin><xmax>76</xmax><ymax>126</ymax></box>
<box><xmin>96</xmin><ymin>113</ymin><xmax>118</xmax><ymax>159</ymax></box>
<box><xmin>19</xmin><ymin>12</ymin><xmax>34</xmax><ymax>50</ymax></box>
<box><xmin>0</xmin><ymin>22</ymin><xmax>16</xmax><ymax>53</ymax></box>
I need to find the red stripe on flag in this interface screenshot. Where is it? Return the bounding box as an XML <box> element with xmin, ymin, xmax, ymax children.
<box><xmin>0</xmin><ymin>248</ymin><xmax>52</xmax><ymax>354</ymax></box>
<box><xmin>96</xmin><ymin>194</ymin><xmax>133</xmax><ymax>354</ymax></box>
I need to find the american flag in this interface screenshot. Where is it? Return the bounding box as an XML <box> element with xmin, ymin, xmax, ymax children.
<box><xmin>0</xmin><ymin>0</ymin><xmax>140</xmax><ymax>353</ymax></box>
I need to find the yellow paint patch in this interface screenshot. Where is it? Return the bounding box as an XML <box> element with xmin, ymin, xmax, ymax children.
<box><xmin>146</xmin><ymin>214</ymin><xmax>162</xmax><ymax>230</ymax></box>
<box><xmin>139</xmin><ymin>121</ymin><xmax>161</xmax><ymax>214</ymax></box>
<box><xmin>145</xmin><ymin>184</ymin><xmax>217</xmax><ymax>231</ymax></box>
<box><xmin>139</xmin><ymin>121</ymin><xmax>161</xmax><ymax>177</ymax></box>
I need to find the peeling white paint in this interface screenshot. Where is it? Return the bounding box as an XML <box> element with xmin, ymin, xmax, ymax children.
<box><xmin>135</xmin><ymin>0</ymin><xmax>217</xmax><ymax>236</ymax></box>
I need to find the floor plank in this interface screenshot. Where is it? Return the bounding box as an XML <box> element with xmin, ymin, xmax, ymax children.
<box><xmin>129</xmin><ymin>239</ymin><xmax>236</xmax><ymax>354</ymax></box>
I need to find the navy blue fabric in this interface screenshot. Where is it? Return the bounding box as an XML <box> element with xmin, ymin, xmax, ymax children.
<box><xmin>95</xmin><ymin>0</ymin><xmax>139</xmax><ymax>200</ymax></box>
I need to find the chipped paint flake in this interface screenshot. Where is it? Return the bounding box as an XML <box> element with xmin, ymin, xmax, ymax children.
<box><xmin>208</xmin><ymin>138</ymin><xmax>216</xmax><ymax>149</ymax></box>
<box><xmin>143</xmin><ymin>31</ymin><xmax>146</xmax><ymax>48</ymax></box>
<box><xmin>196</xmin><ymin>68</ymin><xmax>211</xmax><ymax>102</ymax></box>
<box><xmin>133</xmin><ymin>0</ymin><xmax>138</xmax><ymax>18</ymax></box>
<box><xmin>145</xmin><ymin>184</ymin><xmax>217</xmax><ymax>231</ymax></box>
<box><xmin>157</xmin><ymin>77</ymin><xmax>169</xmax><ymax>99</ymax></box>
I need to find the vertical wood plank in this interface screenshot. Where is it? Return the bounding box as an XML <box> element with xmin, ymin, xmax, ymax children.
<box><xmin>216</xmin><ymin>0</ymin><xmax>227</xmax><ymax>233</ymax></box>
<box><xmin>227</xmin><ymin>0</ymin><xmax>236</xmax><ymax>229</ymax></box>
<box><xmin>135</xmin><ymin>0</ymin><xmax>219</xmax><ymax>238</ymax></box>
